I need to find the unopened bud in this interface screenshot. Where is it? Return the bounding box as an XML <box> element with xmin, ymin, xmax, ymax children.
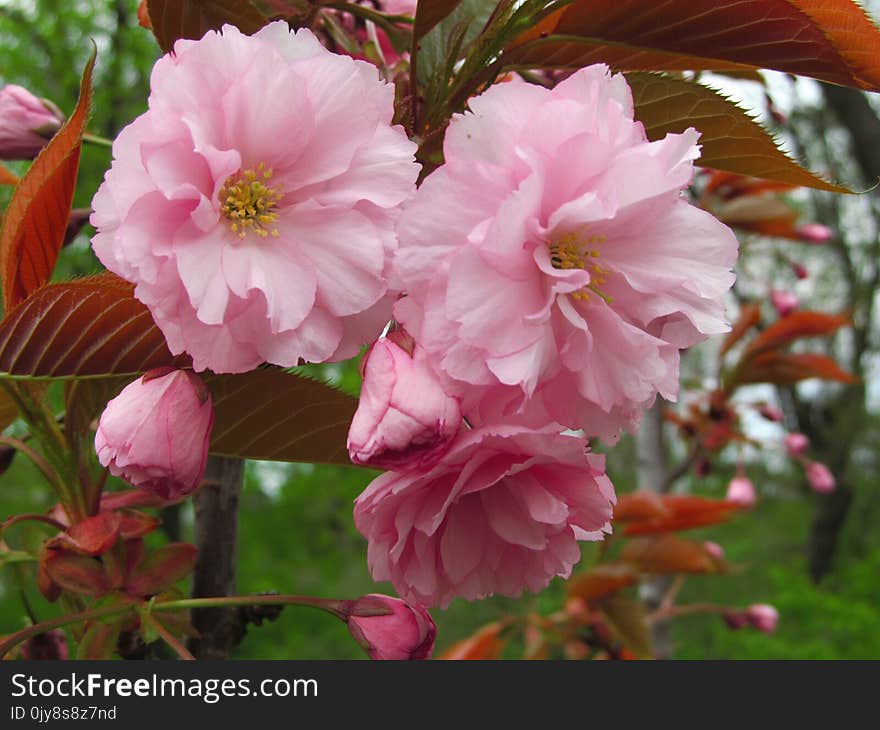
<box><xmin>806</xmin><ymin>461</ymin><xmax>835</xmax><ymax>494</ymax></box>
<box><xmin>347</xmin><ymin>594</ymin><xmax>436</xmax><ymax>660</ymax></box>
<box><xmin>784</xmin><ymin>432</ymin><xmax>809</xmax><ymax>457</ymax></box>
<box><xmin>726</xmin><ymin>475</ymin><xmax>757</xmax><ymax>507</ymax></box>
<box><xmin>796</xmin><ymin>223</ymin><xmax>833</xmax><ymax>244</ymax></box>
<box><xmin>746</xmin><ymin>604</ymin><xmax>779</xmax><ymax>633</ymax></box>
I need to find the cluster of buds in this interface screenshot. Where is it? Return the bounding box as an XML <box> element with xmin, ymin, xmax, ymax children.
<box><xmin>724</xmin><ymin>604</ymin><xmax>779</xmax><ymax>634</ymax></box>
<box><xmin>783</xmin><ymin>432</ymin><xmax>836</xmax><ymax>494</ymax></box>
<box><xmin>91</xmin><ymin>366</ymin><xmax>437</xmax><ymax>660</ymax></box>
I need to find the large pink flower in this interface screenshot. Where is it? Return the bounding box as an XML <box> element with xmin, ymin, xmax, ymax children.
<box><xmin>394</xmin><ymin>66</ymin><xmax>738</xmax><ymax>438</ymax></box>
<box><xmin>354</xmin><ymin>425</ymin><xmax>615</xmax><ymax>607</ymax></box>
<box><xmin>92</xmin><ymin>23</ymin><xmax>418</xmax><ymax>373</ymax></box>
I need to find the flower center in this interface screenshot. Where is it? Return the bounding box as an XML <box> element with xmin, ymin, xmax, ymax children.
<box><xmin>549</xmin><ymin>232</ymin><xmax>612</xmax><ymax>303</ymax></box>
<box><xmin>219</xmin><ymin>163</ymin><xmax>282</xmax><ymax>239</ymax></box>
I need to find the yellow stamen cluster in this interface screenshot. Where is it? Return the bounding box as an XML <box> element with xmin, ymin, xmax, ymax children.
<box><xmin>219</xmin><ymin>163</ymin><xmax>282</xmax><ymax>239</ymax></box>
<box><xmin>549</xmin><ymin>232</ymin><xmax>612</xmax><ymax>303</ymax></box>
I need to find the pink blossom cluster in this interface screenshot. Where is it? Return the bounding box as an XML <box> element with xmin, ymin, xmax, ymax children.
<box><xmin>350</xmin><ymin>67</ymin><xmax>737</xmax><ymax>606</ymax></box>
<box><xmin>90</xmin><ymin>27</ymin><xmax>738</xmax><ymax>611</ymax></box>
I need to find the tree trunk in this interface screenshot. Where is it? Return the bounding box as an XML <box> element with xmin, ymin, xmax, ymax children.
<box><xmin>635</xmin><ymin>401</ymin><xmax>673</xmax><ymax>658</ymax></box>
<box><xmin>188</xmin><ymin>455</ymin><xmax>245</xmax><ymax>659</ymax></box>
<box><xmin>801</xmin><ymin>386</ymin><xmax>866</xmax><ymax>581</ymax></box>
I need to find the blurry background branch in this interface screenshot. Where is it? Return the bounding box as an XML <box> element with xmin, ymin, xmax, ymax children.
<box><xmin>782</xmin><ymin>81</ymin><xmax>880</xmax><ymax>581</ymax></box>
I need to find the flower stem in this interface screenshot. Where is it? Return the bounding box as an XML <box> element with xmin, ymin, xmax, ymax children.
<box><xmin>154</xmin><ymin>594</ymin><xmax>351</xmax><ymax>621</ymax></box>
<box><xmin>0</xmin><ymin>593</ymin><xmax>353</xmax><ymax>658</ymax></box>
<box><xmin>646</xmin><ymin>602</ymin><xmax>729</xmax><ymax>624</ymax></box>
<box><xmin>1</xmin><ymin>512</ymin><xmax>66</xmax><ymax>535</ymax></box>
<box><xmin>0</xmin><ymin>436</ymin><xmax>65</xmax><ymax>501</ymax></box>
<box><xmin>82</xmin><ymin>132</ymin><xmax>113</xmax><ymax>148</ymax></box>
<box><xmin>0</xmin><ymin>603</ymin><xmax>134</xmax><ymax>659</ymax></box>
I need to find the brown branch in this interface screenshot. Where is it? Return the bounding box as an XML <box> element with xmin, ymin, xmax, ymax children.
<box><xmin>187</xmin><ymin>455</ymin><xmax>246</xmax><ymax>659</ymax></box>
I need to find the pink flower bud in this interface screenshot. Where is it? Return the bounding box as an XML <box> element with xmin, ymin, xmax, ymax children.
<box><xmin>703</xmin><ymin>541</ymin><xmax>725</xmax><ymax>560</ymax></box>
<box><xmin>806</xmin><ymin>461</ymin><xmax>835</xmax><ymax>494</ymax></box>
<box><xmin>784</xmin><ymin>432</ymin><xmax>809</xmax><ymax>457</ymax></box>
<box><xmin>791</xmin><ymin>262</ymin><xmax>809</xmax><ymax>280</ymax></box>
<box><xmin>0</xmin><ymin>84</ymin><xmax>65</xmax><ymax>160</ymax></box>
<box><xmin>758</xmin><ymin>404</ymin><xmax>784</xmax><ymax>422</ymax></box>
<box><xmin>770</xmin><ymin>289</ymin><xmax>799</xmax><ymax>317</ymax></box>
<box><xmin>726</xmin><ymin>475</ymin><xmax>757</xmax><ymax>507</ymax></box>
<box><xmin>348</xmin><ymin>337</ymin><xmax>462</xmax><ymax>471</ymax></box>
<box><xmin>796</xmin><ymin>223</ymin><xmax>833</xmax><ymax>244</ymax></box>
<box><xmin>347</xmin><ymin>594</ymin><xmax>436</xmax><ymax>660</ymax></box>
<box><xmin>20</xmin><ymin>629</ymin><xmax>68</xmax><ymax>660</ymax></box>
<box><xmin>95</xmin><ymin>368</ymin><xmax>214</xmax><ymax>501</ymax></box>
<box><xmin>722</xmin><ymin>610</ymin><xmax>748</xmax><ymax>630</ymax></box>
<box><xmin>746</xmin><ymin>604</ymin><xmax>779</xmax><ymax>633</ymax></box>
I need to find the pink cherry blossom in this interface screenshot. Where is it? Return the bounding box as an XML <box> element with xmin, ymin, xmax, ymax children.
<box><xmin>0</xmin><ymin>84</ymin><xmax>64</xmax><ymax>160</ymax></box>
<box><xmin>347</xmin><ymin>594</ymin><xmax>436</xmax><ymax>660</ymax></box>
<box><xmin>393</xmin><ymin>65</ymin><xmax>737</xmax><ymax>438</ymax></box>
<box><xmin>806</xmin><ymin>461</ymin><xmax>835</xmax><ymax>494</ymax></box>
<box><xmin>348</xmin><ymin>334</ymin><xmax>462</xmax><ymax>471</ymax></box>
<box><xmin>726</xmin><ymin>475</ymin><xmax>756</xmax><ymax>507</ymax></box>
<box><xmin>91</xmin><ymin>23</ymin><xmax>418</xmax><ymax>373</ymax></box>
<box><xmin>354</xmin><ymin>425</ymin><xmax>616</xmax><ymax>607</ymax></box>
<box><xmin>770</xmin><ymin>289</ymin><xmax>799</xmax><ymax>317</ymax></box>
<box><xmin>95</xmin><ymin>368</ymin><xmax>214</xmax><ymax>501</ymax></box>
<box><xmin>784</xmin><ymin>432</ymin><xmax>809</xmax><ymax>457</ymax></box>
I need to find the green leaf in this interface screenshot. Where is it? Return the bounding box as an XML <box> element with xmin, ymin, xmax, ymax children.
<box><xmin>416</xmin><ymin>0</ymin><xmax>497</xmax><ymax>87</ymax></box>
<box><xmin>627</xmin><ymin>74</ymin><xmax>849</xmax><ymax>193</ymax></box>
<box><xmin>206</xmin><ymin>369</ymin><xmax>358</xmax><ymax>465</ymax></box>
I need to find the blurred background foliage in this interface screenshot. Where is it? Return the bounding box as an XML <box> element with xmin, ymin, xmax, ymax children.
<box><xmin>1</xmin><ymin>0</ymin><xmax>878</xmax><ymax>659</ymax></box>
